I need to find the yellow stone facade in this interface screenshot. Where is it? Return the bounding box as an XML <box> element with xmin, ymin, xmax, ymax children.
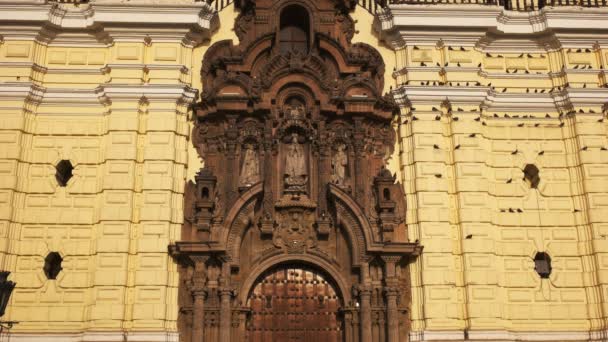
<box><xmin>0</xmin><ymin>0</ymin><xmax>607</xmax><ymax>341</ymax></box>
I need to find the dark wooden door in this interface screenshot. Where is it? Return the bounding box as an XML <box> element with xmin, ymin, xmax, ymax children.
<box><xmin>247</xmin><ymin>266</ymin><xmax>342</xmax><ymax>342</ymax></box>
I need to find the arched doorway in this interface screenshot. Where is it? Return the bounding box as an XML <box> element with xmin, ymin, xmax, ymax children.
<box><xmin>246</xmin><ymin>264</ymin><xmax>343</xmax><ymax>342</ymax></box>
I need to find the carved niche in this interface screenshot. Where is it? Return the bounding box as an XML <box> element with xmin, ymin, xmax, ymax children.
<box><xmin>170</xmin><ymin>1</ymin><xmax>422</xmax><ymax>341</ymax></box>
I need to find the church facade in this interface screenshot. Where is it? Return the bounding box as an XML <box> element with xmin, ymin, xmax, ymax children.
<box><xmin>0</xmin><ymin>0</ymin><xmax>607</xmax><ymax>341</ymax></box>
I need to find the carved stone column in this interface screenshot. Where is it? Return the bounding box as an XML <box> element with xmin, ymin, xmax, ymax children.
<box><xmin>384</xmin><ymin>286</ymin><xmax>400</xmax><ymax>342</ymax></box>
<box><xmin>382</xmin><ymin>256</ymin><xmax>402</xmax><ymax>342</ymax></box>
<box><xmin>190</xmin><ymin>256</ymin><xmax>209</xmax><ymax>342</ymax></box>
<box><xmin>225</xmin><ymin>116</ymin><xmax>239</xmax><ymax>206</ymax></box>
<box><xmin>359</xmin><ymin>286</ymin><xmax>373</xmax><ymax>342</ymax></box>
<box><xmin>192</xmin><ymin>289</ymin><xmax>207</xmax><ymax>342</ymax></box>
<box><xmin>219</xmin><ymin>287</ymin><xmax>233</xmax><ymax>342</ymax></box>
<box><xmin>343</xmin><ymin>308</ymin><xmax>353</xmax><ymax>342</ymax></box>
<box><xmin>353</xmin><ymin>117</ymin><xmax>366</xmax><ymax>205</ymax></box>
<box><xmin>259</xmin><ymin>120</ymin><xmax>274</xmax><ymax>236</ymax></box>
<box><xmin>219</xmin><ymin>261</ymin><xmax>232</xmax><ymax>342</ymax></box>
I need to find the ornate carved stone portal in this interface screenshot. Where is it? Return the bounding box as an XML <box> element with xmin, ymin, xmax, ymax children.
<box><xmin>169</xmin><ymin>0</ymin><xmax>422</xmax><ymax>341</ymax></box>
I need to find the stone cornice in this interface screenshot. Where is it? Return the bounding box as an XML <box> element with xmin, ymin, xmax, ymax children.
<box><xmin>377</xmin><ymin>4</ymin><xmax>608</xmax><ymax>48</ymax></box>
<box><xmin>0</xmin><ymin>1</ymin><xmax>218</xmax><ymax>45</ymax></box>
<box><xmin>393</xmin><ymin>85</ymin><xmax>608</xmax><ymax>113</ymax></box>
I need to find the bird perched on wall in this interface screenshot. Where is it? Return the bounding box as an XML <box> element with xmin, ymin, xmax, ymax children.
<box><xmin>474</xmin><ymin>117</ymin><xmax>481</xmax><ymax>122</ymax></box>
<box><xmin>511</xmin><ymin>149</ymin><xmax>518</xmax><ymax>155</ymax></box>
<box><xmin>455</xmin><ymin>144</ymin><xmax>461</xmax><ymax>149</ymax></box>
<box><xmin>433</xmin><ymin>144</ymin><xmax>440</xmax><ymax>149</ymax></box>
<box><xmin>469</xmin><ymin>133</ymin><xmax>476</xmax><ymax>137</ymax></box>
<box><xmin>506</xmin><ymin>178</ymin><xmax>512</xmax><ymax>183</ymax></box>
<box><xmin>538</xmin><ymin>150</ymin><xmax>544</xmax><ymax>155</ymax></box>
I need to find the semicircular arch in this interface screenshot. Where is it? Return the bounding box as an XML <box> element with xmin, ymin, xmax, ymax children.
<box><xmin>238</xmin><ymin>253</ymin><xmax>352</xmax><ymax>304</ymax></box>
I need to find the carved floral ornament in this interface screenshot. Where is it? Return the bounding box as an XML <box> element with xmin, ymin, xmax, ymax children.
<box><xmin>170</xmin><ymin>0</ymin><xmax>421</xmax><ymax>341</ymax></box>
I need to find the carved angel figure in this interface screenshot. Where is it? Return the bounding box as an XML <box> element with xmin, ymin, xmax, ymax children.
<box><xmin>239</xmin><ymin>144</ymin><xmax>260</xmax><ymax>187</ymax></box>
<box><xmin>331</xmin><ymin>144</ymin><xmax>348</xmax><ymax>185</ymax></box>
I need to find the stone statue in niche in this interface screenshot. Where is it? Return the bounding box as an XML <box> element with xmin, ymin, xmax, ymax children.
<box><xmin>239</xmin><ymin>144</ymin><xmax>260</xmax><ymax>187</ymax></box>
<box><xmin>331</xmin><ymin>144</ymin><xmax>348</xmax><ymax>185</ymax></box>
<box><xmin>284</xmin><ymin>133</ymin><xmax>307</xmax><ymax>191</ymax></box>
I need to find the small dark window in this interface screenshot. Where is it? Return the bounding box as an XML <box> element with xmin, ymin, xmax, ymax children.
<box><xmin>279</xmin><ymin>5</ymin><xmax>310</xmax><ymax>54</ymax></box>
<box><xmin>523</xmin><ymin>164</ymin><xmax>540</xmax><ymax>189</ymax></box>
<box><xmin>55</xmin><ymin>160</ymin><xmax>73</xmax><ymax>187</ymax></box>
<box><xmin>201</xmin><ymin>187</ymin><xmax>209</xmax><ymax>199</ymax></box>
<box><xmin>44</xmin><ymin>252</ymin><xmax>63</xmax><ymax>280</ymax></box>
<box><xmin>534</xmin><ymin>252</ymin><xmax>552</xmax><ymax>278</ymax></box>
<box><xmin>383</xmin><ymin>188</ymin><xmax>391</xmax><ymax>201</ymax></box>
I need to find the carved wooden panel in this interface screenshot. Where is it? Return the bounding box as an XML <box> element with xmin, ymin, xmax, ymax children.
<box><xmin>247</xmin><ymin>266</ymin><xmax>342</xmax><ymax>342</ymax></box>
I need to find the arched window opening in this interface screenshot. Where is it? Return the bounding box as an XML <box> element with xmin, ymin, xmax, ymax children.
<box><xmin>383</xmin><ymin>188</ymin><xmax>391</xmax><ymax>201</ymax></box>
<box><xmin>279</xmin><ymin>5</ymin><xmax>310</xmax><ymax>54</ymax></box>
<box><xmin>201</xmin><ymin>187</ymin><xmax>210</xmax><ymax>199</ymax></box>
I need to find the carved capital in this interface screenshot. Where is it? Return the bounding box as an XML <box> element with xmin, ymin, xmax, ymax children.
<box><xmin>192</xmin><ymin>288</ymin><xmax>208</xmax><ymax>299</ymax></box>
<box><xmin>380</xmin><ymin>255</ymin><xmax>403</xmax><ymax>265</ymax></box>
<box><xmin>383</xmin><ymin>286</ymin><xmax>400</xmax><ymax>298</ymax></box>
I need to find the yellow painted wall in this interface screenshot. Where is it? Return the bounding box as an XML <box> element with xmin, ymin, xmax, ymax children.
<box><xmin>1</xmin><ymin>1</ymin><xmax>607</xmax><ymax>340</ymax></box>
<box><xmin>0</xmin><ymin>3</ymin><xmax>238</xmax><ymax>335</ymax></box>
<box><xmin>370</xmin><ymin>9</ymin><xmax>608</xmax><ymax>337</ymax></box>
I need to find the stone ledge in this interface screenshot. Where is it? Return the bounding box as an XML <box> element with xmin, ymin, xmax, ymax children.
<box><xmin>5</xmin><ymin>331</ymin><xmax>179</xmax><ymax>342</ymax></box>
